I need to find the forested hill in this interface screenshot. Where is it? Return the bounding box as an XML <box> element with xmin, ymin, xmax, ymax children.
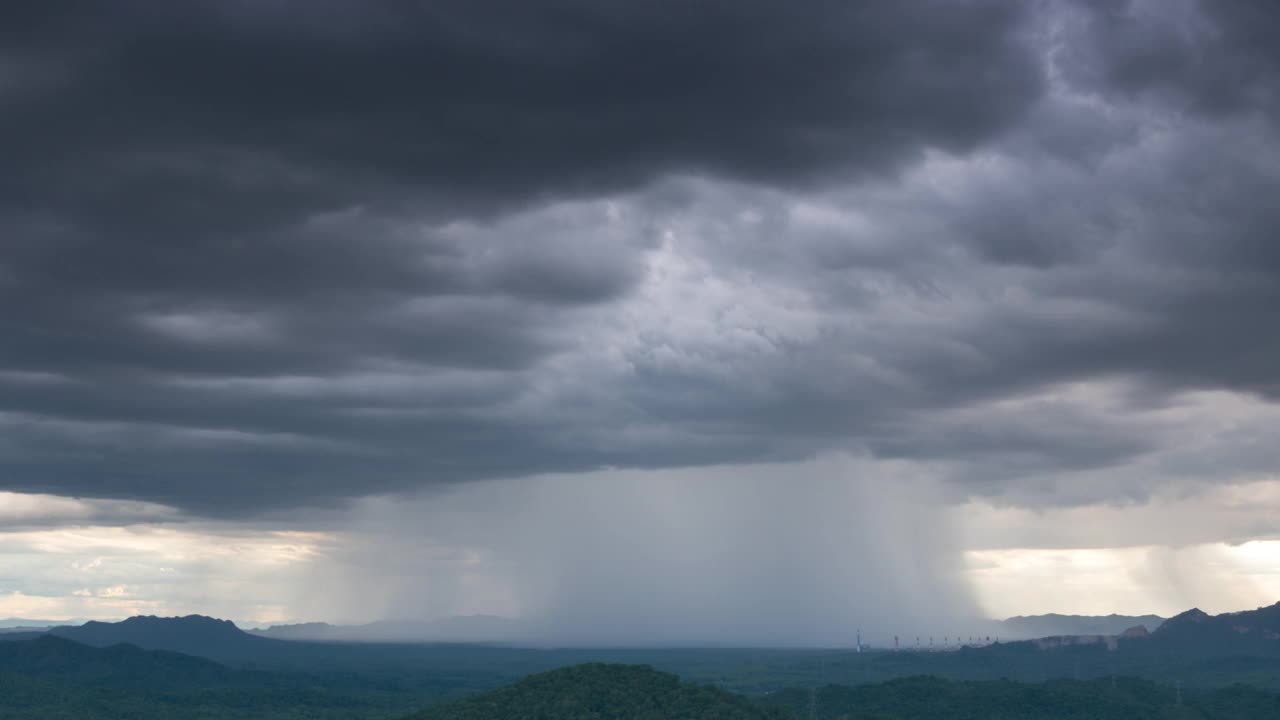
<box><xmin>0</xmin><ymin>634</ymin><xmax>238</xmax><ymax>689</ymax></box>
<box><xmin>3</xmin><ymin>644</ymin><xmax>1279</xmax><ymax>720</ymax></box>
<box><xmin>403</xmin><ymin>665</ymin><xmax>1280</xmax><ymax>720</ymax></box>
<box><xmin>402</xmin><ymin>663</ymin><xmax>789</xmax><ymax>720</ymax></box>
<box><xmin>0</xmin><ymin>635</ymin><xmax>468</xmax><ymax>719</ymax></box>
<box><xmin>1152</xmin><ymin>602</ymin><xmax>1280</xmax><ymax>647</ymax></box>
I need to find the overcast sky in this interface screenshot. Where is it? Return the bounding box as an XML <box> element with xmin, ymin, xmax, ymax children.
<box><xmin>3</xmin><ymin>0</ymin><xmax>1280</xmax><ymax>642</ymax></box>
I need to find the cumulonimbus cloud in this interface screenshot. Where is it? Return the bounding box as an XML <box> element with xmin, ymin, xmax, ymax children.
<box><xmin>1</xmin><ymin>0</ymin><xmax>1279</xmax><ymax>521</ymax></box>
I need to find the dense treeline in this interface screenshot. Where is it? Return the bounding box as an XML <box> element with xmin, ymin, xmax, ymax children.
<box><xmin>0</xmin><ymin>670</ymin><xmax>437</xmax><ymax>720</ymax></box>
<box><xmin>0</xmin><ymin>637</ymin><xmax>463</xmax><ymax>719</ymax></box>
<box><xmin>3</xmin><ymin>634</ymin><xmax>1280</xmax><ymax>719</ymax></box>
<box><xmin>405</xmin><ymin>664</ymin><xmax>1280</xmax><ymax>720</ymax></box>
<box><xmin>759</xmin><ymin>675</ymin><xmax>1280</xmax><ymax>720</ymax></box>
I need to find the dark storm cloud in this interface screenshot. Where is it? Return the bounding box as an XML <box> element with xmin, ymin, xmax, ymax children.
<box><xmin>0</xmin><ymin>0</ymin><xmax>1045</xmax><ymax>514</ymax></box>
<box><xmin>1</xmin><ymin>0</ymin><xmax>1040</xmax><ymax>208</ymax></box>
<box><xmin>1067</xmin><ymin>0</ymin><xmax>1280</xmax><ymax>121</ymax></box>
<box><xmin>0</xmin><ymin>0</ymin><xmax>1042</xmax><ymax>368</ymax></box>
<box><xmin>2</xmin><ymin>0</ymin><xmax>1279</xmax><ymax>517</ymax></box>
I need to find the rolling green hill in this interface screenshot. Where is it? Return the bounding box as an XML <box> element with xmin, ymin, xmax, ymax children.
<box><xmin>0</xmin><ymin>635</ymin><xmax>461</xmax><ymax>719</ymax></box>
<box><xmin>0</xmin><ymin>635</ymin><xmax>240</xmax><ymax>689</ymax></box>
<box><xmin>403</xmin><ymin>663</ymin><xmax>790</xmax><ymax>720</ymax></box>
<box><xmin>400</xmin><ymin>666</ymin><xmax>1280</xmax><ymax>720</ymax></box>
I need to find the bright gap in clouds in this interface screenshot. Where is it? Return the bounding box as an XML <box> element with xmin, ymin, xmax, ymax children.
<box><xmin>0</xmin><ymin>522</ymin><xmax>333</xmax><ymax>624</ymax></box>
<box><xmin>967</xmin><ymin>542</ymin><xmax>1280</xmax><ymax>619</ymax></box>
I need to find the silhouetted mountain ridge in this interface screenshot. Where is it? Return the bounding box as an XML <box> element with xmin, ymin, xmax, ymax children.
<box><xmin>1149</xmin><ymin>601</ymin><xmax>1280</xmax><ymax>649</ymax></box>
<box><xmin>46</xmin><ymin>614</ymin><xmax>286</xmax><ymax>662</ymax></box>
<box><xmin>996</xmin><ymin>613</ymin><xmax>1165</xmax><ymax>639</ymax></box>
<box><xmin>974</xmin><ymin>601</ymin><xmax>1280</xmax><ymax>672</ymax></box>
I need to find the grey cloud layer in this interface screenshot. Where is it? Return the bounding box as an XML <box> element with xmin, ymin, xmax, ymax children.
<box><xmin>2</xmin><ymin>0</ymin><xmax>1038</xmax><ymax>207</ymax></box>
<box><xmin>3</xmin><ymin>0</ymin><xmax>1280</xmax><ymax>516</ymax></box>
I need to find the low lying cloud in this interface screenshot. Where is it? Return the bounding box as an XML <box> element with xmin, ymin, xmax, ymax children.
<box><xmin>0</xmin><ymin>492</ymin><xmax>176</xmax><ymax>530</ymax></box>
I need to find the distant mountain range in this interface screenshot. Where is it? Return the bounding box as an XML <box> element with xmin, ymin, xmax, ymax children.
<box><xmin>252</xmin><ymin>615</ymin><xmax>524</xmax><ymax>643</ymax></box>
<box><xmin>1</xmin><ymin>603</ymin><xmax>1274</xmax><ymax>677</ymax></box>
<box><xmin>959</xmin><ymin>601</ymin><xmax>1280</xmax><ymax>689</ymax></box>
<box><xmin>994</xmin><ymin>613</ymin><xmax>1165</xmax><ymax>640</ymax></box>
<box><xmin>0</xmin><ymin>614</ymin><xmax>292</xmax><ymax>665</ymax></box>
<box><xmin>55</xmin><ymin>614</ymin><xmax>276</xmax><ymax>654</ymax></box>
<box><xmin>1004</xmin><ymin>601</ymin><xmax>1280</xmax><ymax>652</ymax></box>
<box><xmin>1</xmin><ymin>604</ymin><xmax>1279</xmax><ymax>717</ymax></box>
<box><xmin>2</xmin><ymin>611</ymin><xmax>1181</xmax><ymax>645</ymax></box>
<box><xmin>252</xmin><ymin>613</ymin><xmax>1173</xmax><ymax>645</ymax></box>
<box><xmin>0</xmin><ymin>618</ymin><xmax>86</xmax><ymax>633</ymax></box>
